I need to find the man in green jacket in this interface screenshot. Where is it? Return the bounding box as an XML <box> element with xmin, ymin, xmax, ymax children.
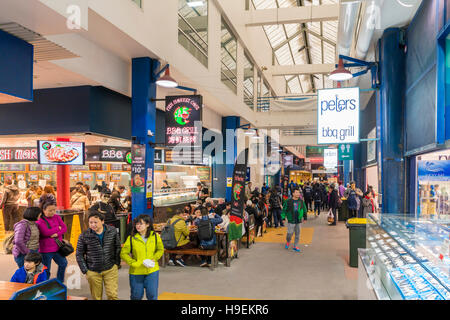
<box><xmin>281</xmin><ymin>188</ymin><xmax>307</xmax><ymax>253</ymax></box>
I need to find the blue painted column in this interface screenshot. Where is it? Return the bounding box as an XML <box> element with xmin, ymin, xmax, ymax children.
<box><xmin>343</xmin><ymin>160</ymin><xmax>350</xmax><ymax>186</ymax></box>
<box><xmin>131</xmin><ymin>57</ymin><xmax>160</xmax><ymax>219</ymax></box>
<box><xmin>379</xmin><ymin>29</ymin><xmax>406</xmax><ymax>214</ymax></box>
<box><xmin>224</xmin><ymin>116</ymin><xmax>240</xmax><ymax>201</ymax></box>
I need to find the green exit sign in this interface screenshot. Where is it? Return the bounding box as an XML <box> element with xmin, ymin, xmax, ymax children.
<box><xmin>339</xmin><ymin>144</ymin><xmax>354</xmax><ymax>160</ymax></box>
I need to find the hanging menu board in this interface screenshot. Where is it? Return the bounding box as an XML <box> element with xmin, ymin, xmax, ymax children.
<box><xmin>196</xmin><ymin>167</ymin><xmax>211</xmax><ymax>181</ymax></box>
<box><xmin>37</xmin><ymin>141</ymin><xmax>85</xmax><ymax>165</ymax></box>
<box><xmin>131</xmin><ymin>144</ymin><xmax>145</xmax><ymax>193</ymax></box>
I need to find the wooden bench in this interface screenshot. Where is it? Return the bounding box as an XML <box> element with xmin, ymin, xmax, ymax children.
<box><xmin>161</xmin><ymin>248</ymin><xmax>218</xmax><ymax>270</ymax></box>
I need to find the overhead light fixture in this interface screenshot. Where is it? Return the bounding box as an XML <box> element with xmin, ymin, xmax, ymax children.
<box><xmin>156</xmin><ymin>67</ymin><xmax>178</xmax><ymax>88</ymax></box>
<box><xmin>245</xmin><ymin>129</ymin><xmax>256</xmax><ymax>136</ymax></box>
<box><xmin>187</xmin><ymin>0</ymin><xmax>204</xmax><ymax>7</ymax></box>
<box><xmin>329</xmin><ymin>58</ymin><xmax>353</xmax><ymax>81</ymax></box>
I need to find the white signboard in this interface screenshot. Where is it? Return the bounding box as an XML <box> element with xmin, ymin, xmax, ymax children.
<box><xmin>324</xmin><ymin>148</ymin><xmax>338</xmax><ymax>170</ymax></box>
<box><xmin>317</xmin><ymin>87</ymin><xmax>360</xmax><ymax>144</ymax></box>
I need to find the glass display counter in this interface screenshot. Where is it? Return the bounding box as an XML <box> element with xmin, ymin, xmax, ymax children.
<box><xmin>153</xmin><ymin>188</ymin><xmax>197</xmax><ymax>207</ymax></box>
<box><xmin>153</xmin><ymin>188</ymin><xmax>198</xmax><ymax>224</ymax></box>
<box><xmin>359</xmin><ymin>213</ymin><xmax>450</xmax><ymax>300</ymax></box>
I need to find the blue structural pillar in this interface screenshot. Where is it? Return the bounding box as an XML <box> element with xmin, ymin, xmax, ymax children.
<box><xmin>343</xmin><ymin>160</ymin><xmax>350</xmax><ymax>186</ymax></box>
<box><xmin>223</xmin><ymin>116</ymin><xmax>240</xmax><ymax>202</ymax></box>
<box><xmin>379</xmin><ymin>29</ymin><xmax>406</xmax><ymax>214</ymax></box>
<box><xmin>131</xmin><ymin>57</ymin><xmax>160</xmax><ymax>219</ymax></box>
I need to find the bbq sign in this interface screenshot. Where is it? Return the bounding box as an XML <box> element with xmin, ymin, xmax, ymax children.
<box><xmin>317</xmin><ymin>87</ymin><xmax>360</xmax><ymax>144</ymax></box>
<box><xmin>37</xmin><ymin>141</ymin><xmax>85</xmax><ymax>165</ymax></box>
<box><xmin>165</xmin><ymin>95</ymin><xmax>202</xmax><ymax>147</ymax></box>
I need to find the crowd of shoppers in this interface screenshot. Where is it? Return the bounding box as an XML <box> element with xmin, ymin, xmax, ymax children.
<box><xmin>4</xmin><ymin>176</ymin><xmax>377</xmax><ymax>300</ymax></box>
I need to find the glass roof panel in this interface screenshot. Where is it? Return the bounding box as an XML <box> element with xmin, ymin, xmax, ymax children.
<box><xmin>252</xmin><ymin>0</ymin><xmax>338</xmax><ymax>94</ymax></box>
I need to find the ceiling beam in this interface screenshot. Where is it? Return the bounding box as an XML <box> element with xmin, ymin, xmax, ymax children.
<box><xmin>245</xmin><ymin>4</ymin><xmax>339</xmax><ymax>27</ymax></box>
<box><xmin>266</xmin><ymin>63</ymin><xmax>334</xmax><ymax>76</ymax></box>
<box><xmin>280</xmin><ymin>135</ymin><xmax>318</xmax><ymax>146</ymax></box>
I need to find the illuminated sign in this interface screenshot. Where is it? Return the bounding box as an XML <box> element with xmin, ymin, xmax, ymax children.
<box><xmin>324</xmin><ymin>148</ymin><xmax>338</xmax><ymax>172</ymax></box>
<box><xmin>317</xmin><ymin>87</ymin><xmax>360</xmax><ymax>144</ymax></box>
<box><xmin>0</xmin><ymin>148</ymin><xmax>37</xmax><ymax>162</ymax></box>
<box><xmin>37</xmin><ymin>141</ymin><xmax>85</xmax><ymax>166</ymax></box>
<box><xmin>165</xmin><ymin>95</ymin><xmax>203</xmax><ymax>164</ymax></box>
<box><xmin>99</xmin><ymin>147</ymin><xmax>129</xmax><ymax>162</ymax></box>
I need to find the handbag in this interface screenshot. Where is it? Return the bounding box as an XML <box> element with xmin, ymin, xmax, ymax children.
<box><xmin>54</xmin><ymin>238</ymin><xmax>74</xmax><ymax>257</ymax></box>
<box><xmin>41</xmin><ymin>216</ymin><xmax>74</xmax><ymax>257</ymax></box>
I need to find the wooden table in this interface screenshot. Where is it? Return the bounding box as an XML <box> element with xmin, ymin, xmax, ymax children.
<box><xmin>155</xmin><ymin>226</ymin><xmax>231</xmax><ymax>267</ymax></box>
<box><xmin>0</xmin><ymin>281</ymin><xmax>87</xmax><ymax>300</ymax></box>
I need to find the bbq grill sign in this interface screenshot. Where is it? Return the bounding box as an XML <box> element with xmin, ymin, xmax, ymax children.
<box><xmin>37</xmin><ymin>141</ymin><xmax>85</xmax><ymax>165</ymax></box>
<box><xmin>165</xmin><ymin>95</ymin><xmax>203</xmax><ymax>164</ymax></box>
<box><xmin>317</xmin><ymin>87</ymin><xmax>360</xmax><ymax>144</ymax></box>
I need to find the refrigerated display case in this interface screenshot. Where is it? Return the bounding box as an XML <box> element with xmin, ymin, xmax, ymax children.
<box><xmin>359</xmin><ymin>213</ymin><xmax>450</xmax><ymax>300</ymax></box>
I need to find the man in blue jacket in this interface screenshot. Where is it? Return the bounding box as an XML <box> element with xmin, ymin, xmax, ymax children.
<box><xmin>195</xmin><ymin>208</ymin><xmax>223</xmax><ymax>267</ymax></box>
<box><xmin>11</xmin><ymin>252</ymin><xmax>48</xmax><ymax>284</ymax></box>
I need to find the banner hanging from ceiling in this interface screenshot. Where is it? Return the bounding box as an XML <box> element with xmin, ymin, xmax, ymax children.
<box><xmin>165</xmin><ymin>95</ymin><xmax>203</xmax><ymax>164</ymax></box>
<box><xmin>317</xmin><ymin>87</ymin><xmax>360</xmax><ymax>144</ymax></box>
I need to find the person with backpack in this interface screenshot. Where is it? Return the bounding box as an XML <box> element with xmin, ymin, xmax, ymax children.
<box><xmin>345</xmin><ymin>181</ymin><xmax>364</xmax><ymax>218</ymax></box>
<box><xmin>76</xmin><ymin>211</ymin><xmax>121</xmax><ymax>300</ymax></box>
<box><xmin>36</xmin><ymin>202</ymin><xmax>68</xmax><ymax>282</ymax></box>
<box><xmin>303</xmin><ymin>182</ymin><xmax>313</xmax><ymax>212</ymax></box>
<box><xmin>10</xmin><ymin>252</ymin><xmax>48</xmax><ymax>285</ymax></box>
<box><xmin>12</xmin><ymin>207</ymin><xmax>41</xmax><ymax>268</ymax></box>
<box><xmin>269</xmin><ymin>188</ymin><xmax>283</xmax><ymax>228</ymax></box>
<box><xmin>281</xmin><ymin>188</ymin><xmax>307</xmax><ymax>252</ymax></box>
<box><xmin>194</xmin><ymin>207</ymin><xmax>222</xmax><ymax>267</ymax></box>
<box><xmin>164</xmin><ymin>210</ymin><xmax>197</xmax><ymax>267</ymax></box>
<box><xmin>120</xmin><ymin>214</ymin><xmax>164</xmax><ymax>300</ymax></box>
<box><xmin>312</xmin><ymin>183</ymin><xmax>322</xmax><ymax>216</ymax></box>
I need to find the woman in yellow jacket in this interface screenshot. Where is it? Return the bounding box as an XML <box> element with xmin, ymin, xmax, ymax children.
<box><xmin>120</xmin><ymin>214</ymin><xmax>164</xmax><ymax>300</ymax></box>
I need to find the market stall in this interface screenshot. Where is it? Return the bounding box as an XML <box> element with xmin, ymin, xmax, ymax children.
<box><xmin>358</xmin><ymin>213</ymin><xmax>450</xmax><ymax>300</ymax></box>
<box><xmin>153</xmin><ymin>162</ymin><xmax>212</xmax><ymax>223</ymax></box>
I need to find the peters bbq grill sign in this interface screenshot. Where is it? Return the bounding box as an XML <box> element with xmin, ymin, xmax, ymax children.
<box><xmin>0</xmin><ymin>148</ymin><xmax>38</xmax><ymax>162</ymax></box>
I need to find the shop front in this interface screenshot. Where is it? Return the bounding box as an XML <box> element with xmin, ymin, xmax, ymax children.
<box><xmin>0</xmin><ymin>136</ymin><xmax>132</xmax><ymax>203</ymax></box>
<box><xmin>152</xmin><ymin>148</ymin><xmax>212</xmax><ymax>223</ymax></box>
<box><xmin>413</xmin><ymin>149</ymin><xmax>450</xmax><ymax>219</ymax></box>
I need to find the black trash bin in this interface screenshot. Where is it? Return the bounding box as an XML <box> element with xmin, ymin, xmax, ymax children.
<box><xmin>345</xmin><ymin>218</ymin><xmax>367</xmax><ymax>268</ymax></box>
<box><xmin>339</xmin><ymin>200</ymin><xmax>349</xmax><ymax>222</ymax></box>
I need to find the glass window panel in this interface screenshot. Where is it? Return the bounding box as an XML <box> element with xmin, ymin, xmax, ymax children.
<box><xmin>221</xmin><ymin>19</ymin><xmax>237</xmax><ymax>94</ymax></box>
<box><xmin>178</xmin><ymin>0</ymin><xmax>208</xmax><ymax>67</ymax></box>
<box><xmin>243</xmin><ymin>52</ymin><xmax>254</xmax><ymax>109</ymax></box>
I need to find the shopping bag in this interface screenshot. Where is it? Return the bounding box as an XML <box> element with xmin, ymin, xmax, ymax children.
<box><xmin>327</xmin><ymin>209</ymin><xmax>334</xmax><ymax>223</ymax></box>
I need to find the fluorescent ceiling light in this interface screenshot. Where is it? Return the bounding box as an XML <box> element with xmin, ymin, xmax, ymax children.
<box><xmin>187</xmin><ymin>1</ymin><xmax>204</xmax><ymax>7</ymax></box>
<box><xmin>245</xmin><ymin>129</ymin><xmax>256</xmax><ymax>136</ymax></box>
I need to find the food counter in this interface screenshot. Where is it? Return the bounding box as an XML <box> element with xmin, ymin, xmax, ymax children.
<box><xmin>358</xmin><ymin>213</ymin><xmax>450</xmax><ymax>300</ymax></box>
